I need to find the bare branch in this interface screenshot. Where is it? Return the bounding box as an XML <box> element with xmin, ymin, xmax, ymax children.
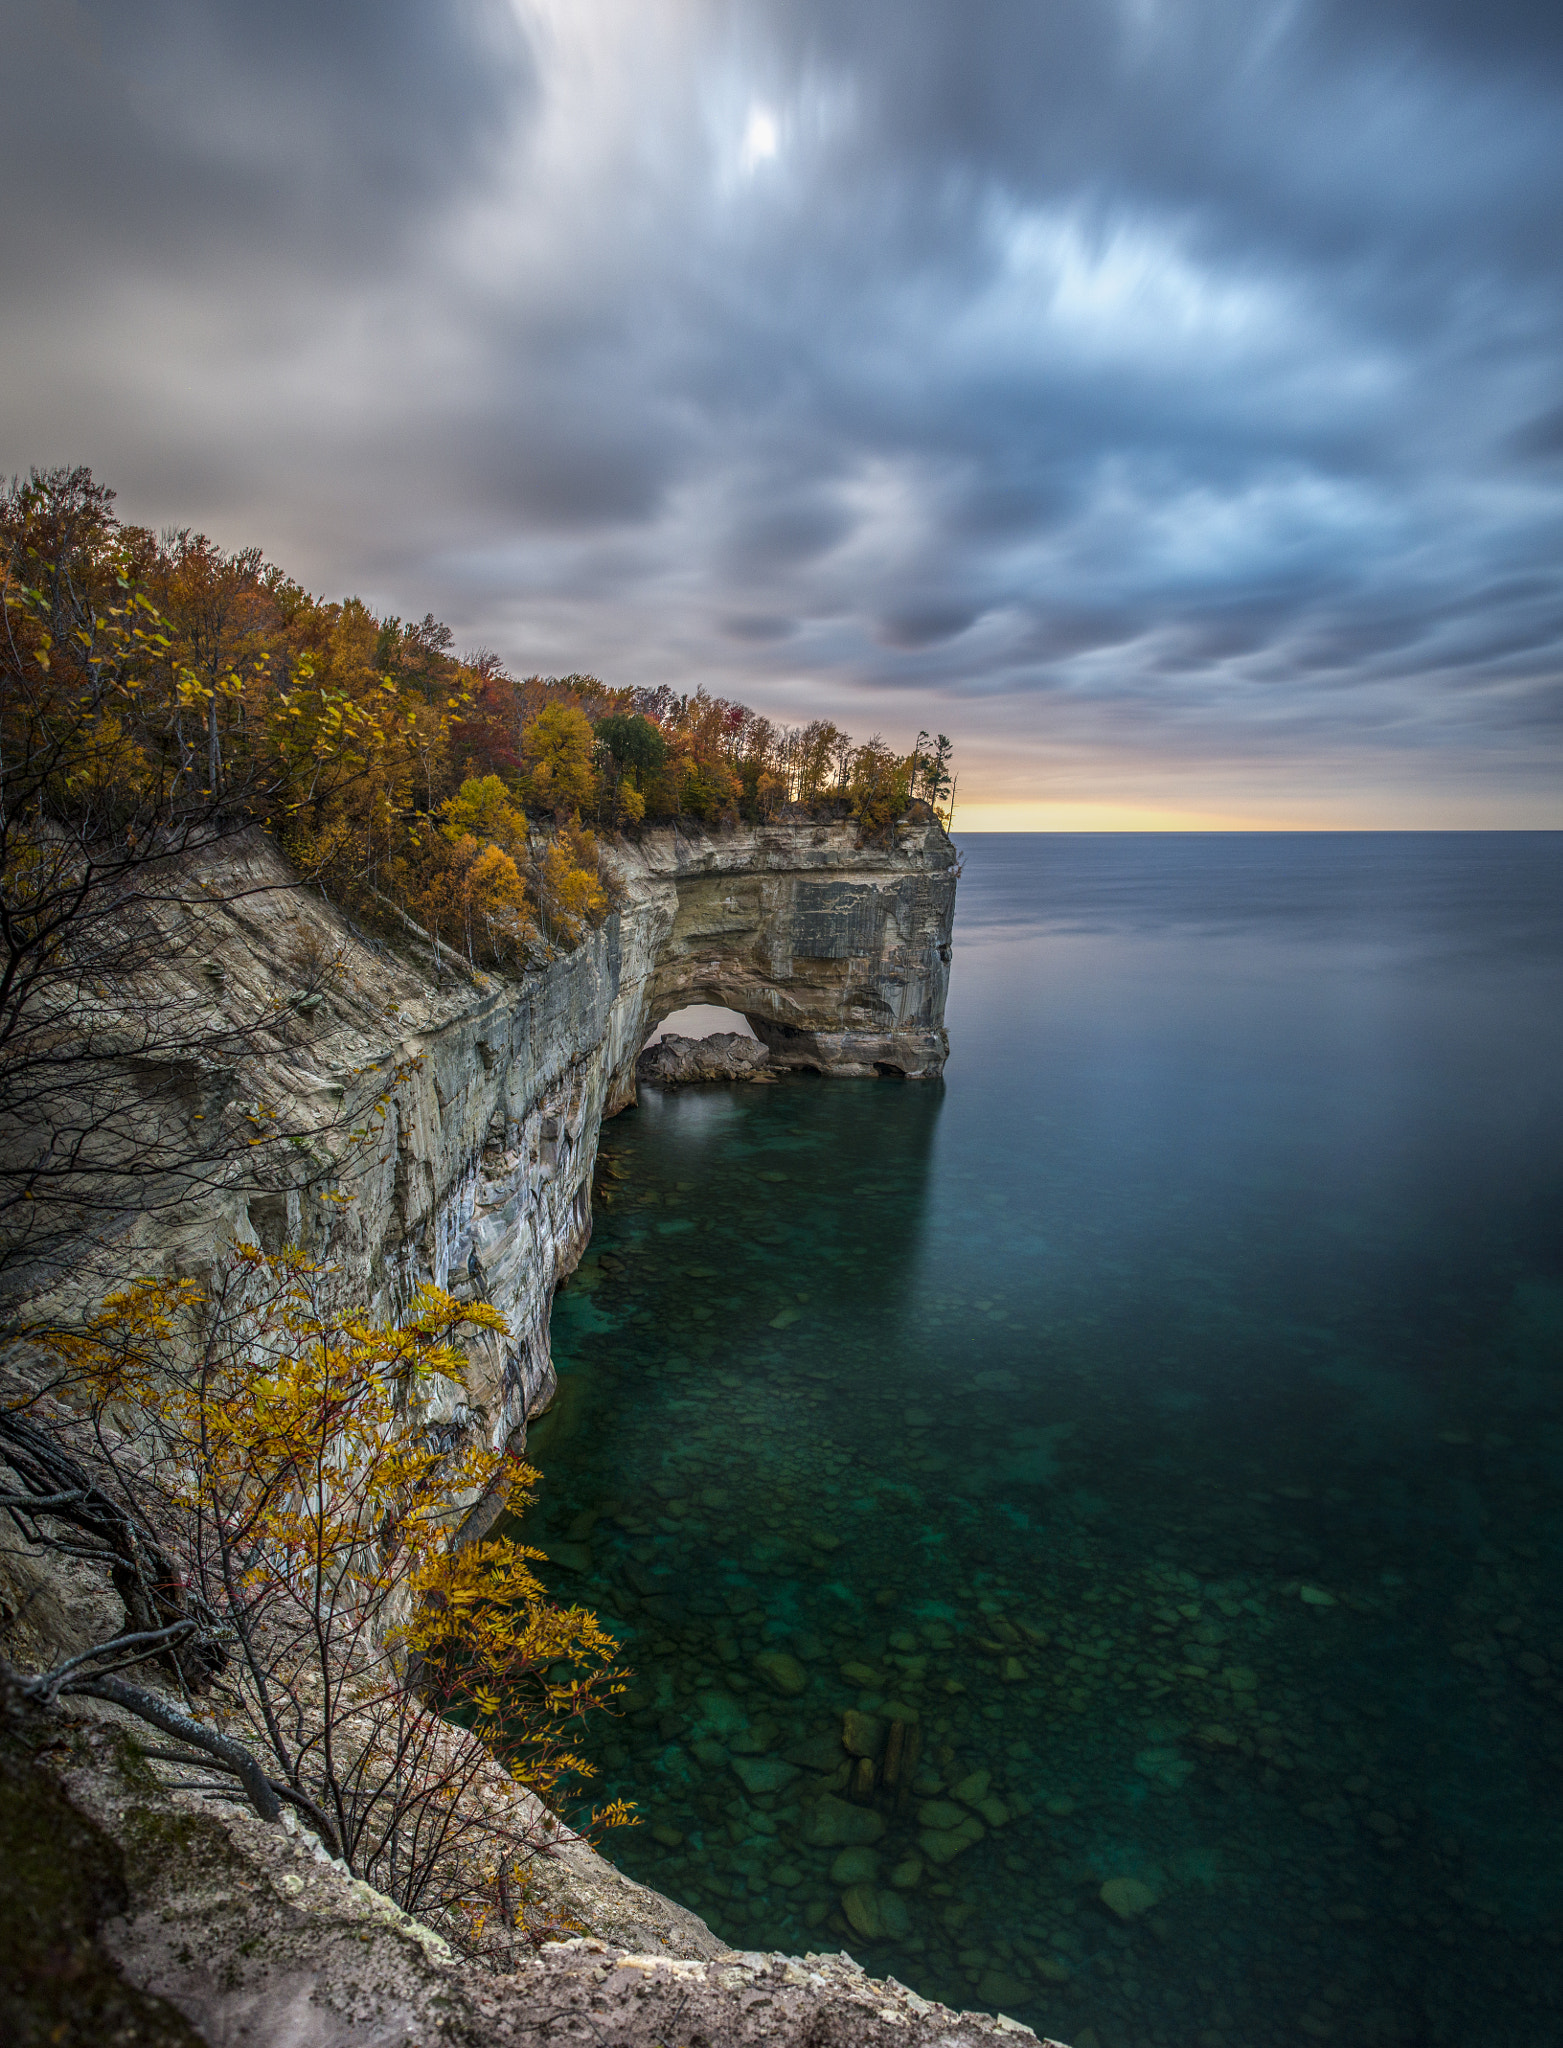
<box><xmin>0</xmin><ymin>1652</ymin><xmax>280</xmax><ymax>1823</ymax></box>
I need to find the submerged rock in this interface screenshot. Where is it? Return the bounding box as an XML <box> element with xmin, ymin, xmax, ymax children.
<box><xmin>977</xmin><ymin>1969</ymin><xmax>1032</xmax><ymax>2013</ymax></box>
<box><xmin>842</xmin><ymin>1883</ymin><xmax>913</xmax><ymax>1941</ymax></box>
<box><xmin>919</xmin><ymin>1816</ymin><xmax>986</xmax><ymax>1865</ymax></box>
<box><xmin>784</xmin><ymin>1732</ymin><xmax>844</xmax><ymax>1771</ymax></box>
<box><xmin>1100</xmin><ymin>1876</ymin><xmax>1159</xmax><ymax>1920</ymax></box>
<box><xmin>754</xmin><ymin>1650</ymin><xmax>808</xmax><ymax>1696</ymax></box>
<box><xmin>1134</xmin><ymin>1747</ymin><xmax>1196</xmax><ymax>1792</ymax></box>
<box><xmin>917</xmin><ymin>1799</ymin><xmax>968</xmax><ymax>1830</ymax></box>
<box><xmin>538</xmin><ymin>1539</ymin><xmax>593</xmax><ymax>1572</ymax></box>
<box><xmin>842</xmin><ymin>1709</ymin><xmax>884</xmax><ymax>1757</ymax></box>
<box><xmin>804</xmin><ymin>1795</ymin><xmax>887</xmax><ymax>1846</ymax></box>
<box><xmin>730</xmin><ymin>1756</ymin><xmax>799</xmax><ymax>1796</ymax></box>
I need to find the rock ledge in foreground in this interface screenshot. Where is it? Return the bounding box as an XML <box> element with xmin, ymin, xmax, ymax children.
<box><xmin>1</xmin><ymin>1690</ymin><xmax>1065</xmax><ymax>2048</ymax></box>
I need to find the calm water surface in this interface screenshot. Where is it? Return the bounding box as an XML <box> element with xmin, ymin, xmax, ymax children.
<box><xmin>525</xmin><ymin>833</ymin><xmax>1563</xmax><ymax>2048</ymax></box>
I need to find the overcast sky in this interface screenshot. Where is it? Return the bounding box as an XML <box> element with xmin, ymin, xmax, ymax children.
<box><xmin>5</xmin><ymin>1</ymin><xmax>1561</xmax><ymax>825</ymax></box>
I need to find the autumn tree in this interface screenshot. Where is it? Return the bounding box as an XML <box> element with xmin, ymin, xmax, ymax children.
<box><xmin>535</xmin><ymin>821</ymin><xmax>608</xmax><ymax>949</ymax></box>
<box><xmin>594</xmin><ymin>713</ymin><xmax>666</xmax><ymax>824</ymax></box>
<box><xmin>2</xmin><ymin>1250</ymin><xmax>631</xmax><ymax>1940</ymax></box>
<box><xmin>438</xmin><ymin>773</ymin><xmax>528</xmax><ymax>855</ymax></box>
<box><xmin>0</xmin><ymin>469</ymin><xmax>339</xmax><ymax>1299</ymax></box>
<box><xmin>521</xmin><ymin>704</ymin><xmax>599</xmax><ymax>819</ymax></box>
<box><xmin>614</xmin><ymin>683</ymin><xmax>949</xmax><ymax>832</ymax></box>
<box><xmin>914</xmin><ymin>730</ymin><xmax>955</xmax><ymax>821</ymax></box>
<box><xmin>419</xmin><ymin>830</ymin><xmax>533</xmax><ymax>967</ymax></box>
<box><xmin>847</xmin><ymin>734</ymin><xmax>913</xmax><ymax>835</ymax></box>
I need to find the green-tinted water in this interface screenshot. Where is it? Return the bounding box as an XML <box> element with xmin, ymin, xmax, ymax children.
<box><xmin>522</xmin><ymin>834</ymin><xmax>1563</xmax><ymax>2048</ymax></box>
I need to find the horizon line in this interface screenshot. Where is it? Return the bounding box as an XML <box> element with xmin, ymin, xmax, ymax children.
<box><xmin>948</xmin><ymin>822</ymin><xmax>1563</xmax><ymax>834</ymax></box>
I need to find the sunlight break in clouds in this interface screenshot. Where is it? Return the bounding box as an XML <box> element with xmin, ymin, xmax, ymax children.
<box><xmin>740</xmin><ymin>104</ymin><xmax>780</xmax><ymax>171</ymax></box>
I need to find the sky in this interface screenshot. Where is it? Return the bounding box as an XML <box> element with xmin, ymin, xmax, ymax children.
<box><xmin>4</xmin><ymin>1</ymin><xmax>1562</xmax><ymax>828</ymax></box>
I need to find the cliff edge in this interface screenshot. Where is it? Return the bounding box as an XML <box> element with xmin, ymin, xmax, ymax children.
<box><xmin>24</xmin><ymin>813</ymin><xmax>955</xmax><ymax>1458</ymax></box>
<box><xmin>2</xmin><ymin>814</ymin><xmax>987</xmax><ymax>2044</ymax></box>
<box><xmin>2</xmin><ymin>1679</ymin><xmax>1056</xmax><ymax>2048</ymax></box>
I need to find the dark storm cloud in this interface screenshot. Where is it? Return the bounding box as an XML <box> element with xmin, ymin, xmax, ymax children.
<box><xmin>2</xmin><ymin>1</ymin><xmax>532</xmax><ymax>275</ymax></box>
<box><xmin>2</xmin><ymin>0</ymin><xmax>1560</xmax><ymax>816</ymax></box>
<box><xmin>877</xmin><ymin>608</ymin><xmax>980</xmax><ymax>652</ymax></box>
<box><xmin>723</xmin><ymin>616</ymin><xmax>796</xmax><ymax>645</ymax></box>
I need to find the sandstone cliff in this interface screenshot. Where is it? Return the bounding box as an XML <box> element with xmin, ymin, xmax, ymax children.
<box><xmin>66</xmin><ymin>813</ymin><xmax>956</xmax><ymax>1464</ymax></box>
<box><xmin>2</xmin><ymin>813</ymin><xmax>996</xmax><ymax>2045</ymax></box>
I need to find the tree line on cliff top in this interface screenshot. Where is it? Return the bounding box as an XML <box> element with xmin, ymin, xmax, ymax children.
<box><xmin>0</xmin><ymin>466</ymin><xmax>954</xmax><ymax>1953</ymax></box>
<box><xmin>1</xmin><ymin>466</ymin><xmax>954</xmax><ymax>975</ymax></box>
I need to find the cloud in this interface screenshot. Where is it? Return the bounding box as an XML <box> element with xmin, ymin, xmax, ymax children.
<box><xmin>877</xmin><ymin>606</ymin><xmax>980</xmax><ymax>651</ymax></box>
<box><xmin>2</xmin><ymin>2</ymin><xmax>534</xmax><ymax>279</ymax></box>
<box><xmin>1</xmin><ymin>0</ymin><xmax>1560</xmax><ymax>820</ymax></box>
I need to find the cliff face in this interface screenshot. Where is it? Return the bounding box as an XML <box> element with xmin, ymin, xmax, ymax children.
<box><xmin>122</xmin><ymin>814</ymin><xmax>954</xmax><ymax>1457</ymax></box>
<box><xmin>377</xmin><ymin>814</ymin><xmax>954</xmax><ymax>1449</ymax></box>
<box><xmin>633</xmin><ymin>818</ymin><xmax>955</xmax><ymax>1080</ymax></box>
<box><xmin>0</xmin><ymin>816</ymin><xmax>980</xmax><ymax>2045</ymax></box>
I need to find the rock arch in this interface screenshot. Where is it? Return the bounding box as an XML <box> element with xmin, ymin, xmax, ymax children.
<box><xmin>634</xmin><ymin>816</ymin><xmax>956</xmax><ymax>1079</ymax></box>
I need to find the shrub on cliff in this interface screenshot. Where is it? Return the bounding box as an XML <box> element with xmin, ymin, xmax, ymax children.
<box><xmin>1</xmin><ymin>1248</ymin><xmax>631</xmax><ymax>1946</ymax></box>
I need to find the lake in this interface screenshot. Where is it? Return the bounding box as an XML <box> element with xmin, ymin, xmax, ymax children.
<box><xmin>524</xmin><ymin>831</ymin><xmax>1563</xmax><ymax>2048</ymax></box>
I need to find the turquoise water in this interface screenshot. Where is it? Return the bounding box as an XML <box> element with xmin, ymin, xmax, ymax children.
<box><xmin>526</xmin><ymin>833</ymin><xmax>1563</xmax><ymax>2048</ymax></box>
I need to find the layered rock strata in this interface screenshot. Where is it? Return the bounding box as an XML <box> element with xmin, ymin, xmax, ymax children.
<box><xmin>59</xmin><ymin>813</ymin><xmax>955</xmax><ymax>1460</ymax></box>
<box><xmin>4</xmin><ymin>813</ymin><xmax>968</xmax><ymax>2042</ymax></box>
<box><xmin>635</xmin><ymin>813</ymin><xmax>955</xmax><ymax>1080</ymax></box>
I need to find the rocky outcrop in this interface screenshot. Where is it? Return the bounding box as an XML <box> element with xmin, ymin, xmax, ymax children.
<box><xmin>636</xmin><ymin>1030</ymin><xmax>772</xmax><ymax>1087</ymax></box>
<box><xmin>2</xmin><ymin>813</ymin><xmax>971</xmax><ymax>2044</ymax></box>
<box><xmin>3</xmin><ymin>1687</ymin><xmax>1053</xmax><ymax>2048</ymax></box>
<box><xmin>631</xmin><ymin>810</ymin><xmax>955</xmax><ymax>1080</ymax></box>
<box><xmin>36</xmin><ymin>813</ymin><xmax>955</xmax><ymax>1465</ymax></box>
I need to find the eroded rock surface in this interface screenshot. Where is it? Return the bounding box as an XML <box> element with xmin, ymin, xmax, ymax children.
<box><xmin>634</xmin><ymin>812</ymin><xmax>955</xmax><ymax>1079</ymax></box>
<box><xmin>1</xmin><ymin>1690</ymin><xmax>1056</xmax><ymax>2048</ymax></box>
<box><xmin>636</xmin><ymin>1031</ymin><xmax>772</xmax><ymax>1087</ymax></box>
<box><xmin>22</xmin><ymin>815</ymin><xmax>955</xmax><ymax>1473</ymax></box>
<box><xmin>3</xmin><ymin>814</ymin><xmax>974</xmax><ymax>2043</ymax></box>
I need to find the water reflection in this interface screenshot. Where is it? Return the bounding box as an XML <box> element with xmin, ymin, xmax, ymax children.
<box><xmin>524</xmin><ymin>835</ymin><xmax>1563</xmax><ymax>2048</ymax></box>
<box><xmin>959</xmin><ymin>830</ymin><xmax>1563</xmax><ymax>958</ymax></box>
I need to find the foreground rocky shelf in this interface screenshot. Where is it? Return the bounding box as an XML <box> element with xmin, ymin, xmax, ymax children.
<box><xmin>1</xmin><ymin>1684</ymin><xmax>1060</xmax><ymax>2046</ymax></box>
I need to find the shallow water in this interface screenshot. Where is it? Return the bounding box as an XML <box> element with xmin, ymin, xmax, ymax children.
<box><xmin>523</xmin><ymin>832</ymin><xmax>1563</xmax><ymax>2048</ymax></box>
